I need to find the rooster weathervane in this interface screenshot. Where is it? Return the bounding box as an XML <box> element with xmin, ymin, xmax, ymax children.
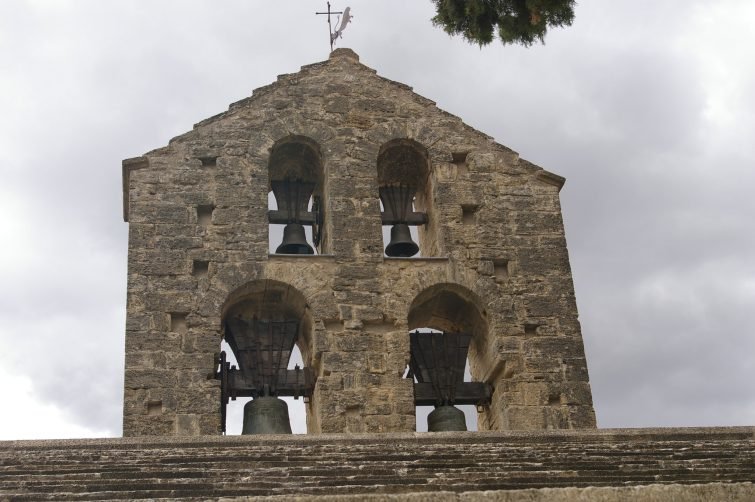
<box><xmin>316</xmin><ymin>2</ymin><xmax>353</xmax><ymax>52</ymax></box>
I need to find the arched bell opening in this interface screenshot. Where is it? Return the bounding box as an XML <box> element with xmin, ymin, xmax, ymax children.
<box><xmin>267</xmin><ymin>191</ymin><xmax>318</xmax><ymax>255</ymax></box>
<box><xmin>404</xmin><ymin>328</ymin><xmax>478</xmax><ymax>431</ymax></box>
<box><xmin>267</xmin><ymin>136</ymin><xmax>325</xmax><ymax>255</ymax></box>
<box><xmin>213</xmin><ymin>280</ymin><xmax>315</xmax><ymax>435</ymax></box>
<box><xmin>407</xmin><ymin>284</ymin><xmax>493</xmax><ymax>431</ymax></box>
<box><xmin>377</xmin><ymin>139</ymin><xmax>432</xmax><ymax>258</ymax></box>
<box><xmin>219</xmin><ymin>340</ymin><xmax>308</xmax><ymax>435</ymax></box>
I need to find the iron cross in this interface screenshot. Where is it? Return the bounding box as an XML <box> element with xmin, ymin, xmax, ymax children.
<box><xmin>315</xmin><ymin>2</ymin><xmax>350</xmax><ymax>52</ymax></box>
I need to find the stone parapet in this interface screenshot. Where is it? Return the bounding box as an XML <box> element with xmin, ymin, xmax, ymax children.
<box><xmin>1</xmin><ymin>427</ymin><xmax>753</xmax><ymax>500</ymax></box>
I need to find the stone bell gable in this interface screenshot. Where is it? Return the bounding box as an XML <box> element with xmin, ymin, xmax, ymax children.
<box><xmin>121</xmin><ymin>48</ymin><xmax>596</xmax><ymax>437</ymax></box>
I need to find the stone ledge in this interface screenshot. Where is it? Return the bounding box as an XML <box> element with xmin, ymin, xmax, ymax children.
<box><xmin>2</xmin><ymin>428</ymin><xmax>753</xmax><ymax>500</ymax></box>
<box><xmin>2</xmin><ymin>426</ymin><xmax>753</xmax><ymax>451</ymax></box>
<box><xmin>267</xmin><ymin>253</ymin><xmax>337</xmax><ymax>261</ymax></box>
<box><xmin>383</xmin><ymin>256</ymin><xmax>450</xmax><ymax>262</ymax></box>
<box><xmin>254</xmin><ymin>483</ymin><xmax>755</xmax><ymax>501</ymax></box>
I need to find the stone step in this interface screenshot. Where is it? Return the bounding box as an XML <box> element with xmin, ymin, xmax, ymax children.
<box><xmin>1</xmin><ymin>427</ymin><xmax>753</xmax><ymax>500</ymax></box>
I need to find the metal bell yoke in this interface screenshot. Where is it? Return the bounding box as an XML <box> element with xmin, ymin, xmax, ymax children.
<box><xmin>407</xmin><ymin>330</ymin><xmax>493</xmax><ymax>431</ymax></box>
<box><xmin>212</xmin><ymin>317</ymin><xmax>315</xmax><ymax>434</ymax></box>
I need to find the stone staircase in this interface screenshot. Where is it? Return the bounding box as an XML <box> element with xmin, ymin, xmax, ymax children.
<box><xmin>1</xmin><ymin>427</ymin><xmax>753</xmax><ymax>500</ymax></box>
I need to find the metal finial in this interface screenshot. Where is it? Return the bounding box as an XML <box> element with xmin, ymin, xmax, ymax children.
<box><xmin>316</xmin><ymin>2</ymin><xmax>352</xmax><ymax>52</ymax></box>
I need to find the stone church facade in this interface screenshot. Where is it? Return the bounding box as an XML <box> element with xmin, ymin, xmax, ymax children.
<box><xmin>121</xmin><ymin>48</ymin><xmax>596</xmax><ymax>436</ymax></box>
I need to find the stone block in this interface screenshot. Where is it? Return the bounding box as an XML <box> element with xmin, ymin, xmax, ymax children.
<box><xmin>165</xmin><ymin>352</ymin><xmax>211</xmax><ymax>370</ymax></box>
<box><xmin>568</xmin><ymin>404</ymin><xmax>598</xmax><ymax>428</ymax></box>
<box><xmin>131</xmin><ymin>203</ymin><xmax>189</xmax><ymax>224</ymax></box>
<box><xmin>198</xmin><ymin>412</ymin><xmax>222</xmax><ymax>434</ymax></box>
<box><xmin>563</xmin><ymin>357</ymin><xmax>591</xmax><ymax>381</ymax></box>
<box><xmin>367</xmin><ymin>352</ymin><xmax>386</xmax><ymax>373</ymax></box>
<box><xmin>359</xmin><ymin>373</ymin><xmax>382</xmax><ymax>387</ymax></box>
<box><xmin>524</xmin><ymin>336</ymin><xmax>585</xmax><ymax>359</ymax></box>
<box><xmin>154</xmin><ymin>235</ymin><xmax>204</xmax><ymax>250</ymax></box>
<box><xmin>543</xmin><ymin>406</ymin><xmax>570</xmax><ymax>429</ymax></box>
<box><xmin>129</xmin><ymin>250</ymin><xmax>187</xmax><ymax>276</ymax></box>
<box><xmin>122</xmin><ymin>415</ymin><xmax>175</xmax><ymax>436</ymax></box>
<box><xmin>333</xmin><ymin>332</ymin><xmax>371</xmax><ymax>352</ymax></box>
<box><xmin>124</xmin><ymin>369</ymin><xmax>177</xmax><ymax>389</ymax></box>
<box><xmin>175</xmin><ymin>414</ymin><xmax>201</xmax><ymax>435</ymax></box>
<box><xmin>124</xmin><ymin>350</ymin><xmax>166</xmax><ymax>370</ymax></box>
<box><xmin>174</xmin><ymin>389</ymin><xmax>218</xmax><ymax>414</ymax></box>
<box><xmin>505</xmin><ymin>405</ymin><xmax>546</xmax><ymax>430</ymax></box>
<box><xmin>125</xmin><ymin>331</ymin><xmax>181</xmax><ymax>354</ymax></box>
<box><xmin>514</xmin><ymin>210</ymin><xmax>564</xmax><ymax>235</ymax></box>
<box><xmin>520</xmin><ymin>382</ymin><xmax>550</xmax><ymax>406</ymax></box>
<box><xmin>125</xmin><ymin>314</ymin><xmax>152</xmax><ymax>332</ymax></box>
<box><xmin>561</xmin><ymin>381</ymin><xmax>594</xmax><ymax>406</ymax></box>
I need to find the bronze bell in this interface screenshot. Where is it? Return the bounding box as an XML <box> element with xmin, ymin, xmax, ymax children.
<box><xmin>276</xmin><ymin>223</ymin><xmax>314</xmax><ymax>255</ymax></box>
<box><xmin>427</xmin><ymin>405</ymin><xmax>467</xmax><ymax>432</ymax></box>
<box><xmin>242</xmin><ymin>396</ymin><xmax>293</xmax><ymax>434</ymax></box>
<box><xmin>385</xmin><ymin>223</ymin><xmax>419</xmax><ymax>257</ymax></box>
<box><xmin>380</xmin><ymin>185</ymin><xmax>421</xmax><ymax>258</ymax></box>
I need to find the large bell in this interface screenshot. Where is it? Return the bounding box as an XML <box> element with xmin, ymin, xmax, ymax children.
<box><xmin>276</xmin><ymin>223</ymin><xmax>314</xmax><ymax>255</ymax></box>
<box><xmin>385</xmin><ymin>223</ymin><xmax>419</xmax><ymax>257</ymax></box>
<box><xmin>427</xmin><ymin>405</ymin><xmax>467</xmax><ymax>432</ymax></box>
<box><xmin>242</xmin><ymin>396</ymin><xmax>293</xmax><ymax>434</ymax></box>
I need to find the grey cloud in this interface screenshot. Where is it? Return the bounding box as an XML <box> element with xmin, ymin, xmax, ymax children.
<box><xmin>573</xmin><ymin>51</ymin><xmax>704</xmax><ymax>151</ymax></box>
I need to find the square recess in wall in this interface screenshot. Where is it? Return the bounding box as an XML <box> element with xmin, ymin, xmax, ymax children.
<box><xmin>524</xmin><ymin>323</ymin><xmax>540</xmax><ymax>336</ymax></box>
<box><xmin>147</xmin><ymin>400</ymin><xmax>162</xmax><ymax>416</ymax></box>
<box><xmin>198</xmin><ymin>156</ymin><xmax>217</xmax><ymax>167</ymax></box>
<box><xmin>197</xmin><ymin>205</ymin><xmax>214</xmax><ymax>226</ymax></box>
<box><xmin>493</xmin><ymin>259</ymin><xmax>510</xmax><ymax>280</ymax></box>
<box><xmin>461</xmin><ymin>205</ymin><xmax>478</xmax><ymax>225</ymax></box>
<box><xmin>192</xmin><ymin>260</ymin><xmax>209</xmax><ymax>278</ymax></box>
<box><xmin>452</xmin><ymin>151</ymin><xmax>469</xmax><ymax>176</ymax></box>
<box><xmin>170</xmin><ymin>313</ymin><xmax>187</xmax><ymax>333</ymax></box>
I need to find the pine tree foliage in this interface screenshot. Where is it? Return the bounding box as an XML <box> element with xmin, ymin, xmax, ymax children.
<box><xmin>431</xmin><ymin>0</ymin><xmax>576</xmax><ymax>47</ymax></box>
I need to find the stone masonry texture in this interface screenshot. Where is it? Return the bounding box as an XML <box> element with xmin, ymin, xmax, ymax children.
<box><xmin>1</xmin><ymin>428</ymin><xmax>754</xmax><ymax>499</ymax></box>
<box><xmin>121</xmin><ymin>48</ymin><xmax>596</xmax><ymax>436</ymax></box>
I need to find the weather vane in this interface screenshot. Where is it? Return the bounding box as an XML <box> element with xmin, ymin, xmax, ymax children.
<box><xmin>316</xmin><ymin>2</ymin><xmax>353</xmax><ymax>52</ymax></box>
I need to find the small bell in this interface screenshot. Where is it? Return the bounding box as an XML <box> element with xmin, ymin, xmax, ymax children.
<box><xmin>271</xmin><ymin>179</ymin><xmax>315</xmax><ymax>254</ymax></box>
<box><xmin>427</xmin><ymin>405</ymin><xmax>467</xmax><ymax>432</ymax></box>
<box><xmin>380</xmin><ymin>185</ymin><xmax>421</xmax><ymax>258</ymax></box>
<box><xmin>276</xmin><ymin>223</ymin><xmax>314</xmax><ymax>255</ymax></box>
<box><xmin>242</xmin><ymin>396</ymin><xmax>293</xmax><ymax>435</ymax></box>
<box><xmin>385</xmin><ymin>223</ymin><xmax>419</xmax><ymax>257</ymax></box>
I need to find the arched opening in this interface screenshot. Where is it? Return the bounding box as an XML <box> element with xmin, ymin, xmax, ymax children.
<box><xmin>216</xmin><ymin>280</ymin><xmax>315</xmax><ymax>434</ymax></box>
<box><xmin>267</xmin><ymin>136</ymin><xmax>325</xmax><ymax>255</ymax></box>
<box><xmin>407</xmin><ymin>284</ymin><xmax>492</xmax><ymax>431</ymax></box>
<box><xmin>404</xmin><ymin>328</ymin><xmax>478</xmax><ymax>431</ymax></box>
<box><xmin>377</xmin><ymin>139</ymin><xmax>432</xmax><ymax>258</ymax></box>
<box><xmin>220</xmin><ymin>341</ymin><xmax>307</xmax><ymax>434</ymax></box>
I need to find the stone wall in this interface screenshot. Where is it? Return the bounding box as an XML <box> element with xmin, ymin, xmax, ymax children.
<box><xmin>122</xmin><ymin>48</ymin><xmax>596</xmax><ymax>436</ymax></box>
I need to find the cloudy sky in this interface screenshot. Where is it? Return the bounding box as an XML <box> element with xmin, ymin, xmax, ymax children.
<box><xmin>1</xmin><ymin>0</ymin><xmax>753</xmax><ymax>439</ymax></box>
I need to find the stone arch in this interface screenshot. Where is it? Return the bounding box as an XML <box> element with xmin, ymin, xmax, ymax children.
<box><xmin>267</xmin><ymin>135</ymin><xmax>327</xmax><ymax>254</ymax></box>
<box><xmin>254</xmin><ymin>111</ymin><xmax>336</xmax><ymax>151</ymax></box>
<box><xmin>408</xmin><ymin>282</ymin><xmax>495</xmax><ymax>430</ymax></box>
<box><xmin>221</xmin><ymin>279</ymin><xmax>314</xmax><ymax>365</ymax></box>
<box><xmin>376</xmin><ymin>138</ymin><xmax>439</xmax><ymax>256</ymax></box>
<box><xmin>218</xmin><ymin>279</ymin><xmax>317</xmax><ymax>434</ymax></box>
<box><xmin>268</xmin><ymin>135</ymin><xmax>324</xmax><ymax>190</ymax></box>
<box><xmin>377</xmin><ymin>138</ymin><xmax>430</xmax><ymax>191</ymax></box>
<box><xmin>408</xmin><ymin>282</ymin><xmax>488</xmax><ymax>354</ymax></box>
